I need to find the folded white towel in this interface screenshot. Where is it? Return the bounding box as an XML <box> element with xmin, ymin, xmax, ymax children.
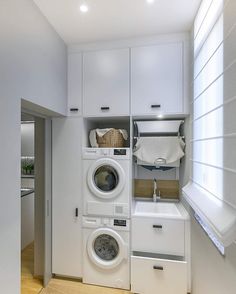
<box><xmin>89</xmin><ymin>130</ymin><xmax>99</xmax><ymax>148</ymax></box>
<box><xmin>89</xmin><ymin>128</ymin><xmax>128</xmax><ymax>148</ymax></box>
<box><xmin>133</xmin><ymin>137</ymin><xmax>185</xmax><ymax>166</ymax></box>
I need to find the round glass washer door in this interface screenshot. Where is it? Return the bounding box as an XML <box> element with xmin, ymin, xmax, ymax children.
<box><xmin>87</xmin><ymin>158</ymin><xmax>125</xmax><ymax>199</ymax></box>
<box><xmin>87</xmin><ymin>228</ymin><xmax>127</xmax><ymax>270</ymax></box>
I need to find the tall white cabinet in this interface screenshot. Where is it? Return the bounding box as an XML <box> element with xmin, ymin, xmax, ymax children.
<box><xmin>52</xmin><ymin>117</ymin><xmax>82</xmax><ymax>278</ymax></box>
<box><xmin>131</xmin><ymin>42</ymin><xmax>184</xmax><ymax>116</ymax></box>
<box><xmin>83</xmin><ymin>48</ymin><xmax>130</xmax><ymax>117</ymax></box>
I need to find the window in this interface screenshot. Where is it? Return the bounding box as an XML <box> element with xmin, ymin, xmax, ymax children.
<box><xmin>183</xmin><ymin>0</ymin><xmax>236</xmax><ymax>248</ymax></box>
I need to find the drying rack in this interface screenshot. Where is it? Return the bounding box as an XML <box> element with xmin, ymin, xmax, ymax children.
<box><xmin>133</xmin><ymin>120</ymin><xmax>185</xmax><ymax>178</ymax></box>
<box><xmin>133</xmin><ymin>120</ymin><xmax>184</xmax><ymax>139</ymax></box>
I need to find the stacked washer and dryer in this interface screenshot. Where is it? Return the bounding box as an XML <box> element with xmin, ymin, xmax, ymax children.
<box><xmin>82</xmin><ymin>147</ymin><xmax>131</xmax><ymax>290</ymax></box>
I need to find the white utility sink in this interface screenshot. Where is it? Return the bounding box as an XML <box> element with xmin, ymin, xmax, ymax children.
<box><xmin>133</xmin><ymin>201</ymin><xmax>188</xmax><ymax>219</ymax></box>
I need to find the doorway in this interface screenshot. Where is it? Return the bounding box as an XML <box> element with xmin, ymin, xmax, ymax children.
<box><xmin>20</xmin><ymin>108</ymin><xmax>52</xmax><ymax>293</ymax></box>
<box><xmin>21</xmin><ymin>113</ymin><xmax>41</xmax><ymax>293</ymax></box>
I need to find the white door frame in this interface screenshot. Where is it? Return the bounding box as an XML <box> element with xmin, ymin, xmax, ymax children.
<box><xmin>21</xmin><ymin>107</ymin><xmax>53</xmax><ymax>287</ymax></box>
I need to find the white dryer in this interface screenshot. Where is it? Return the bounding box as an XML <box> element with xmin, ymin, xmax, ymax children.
<box><xmin>82</xmin><ymin>216</ymin><xmax>130</xmax><ymax>290</ymax></box>
<box><xmin>82</xmin><ymin>148</ymin><xmax>130</xmax><ymax>218</ymax></box>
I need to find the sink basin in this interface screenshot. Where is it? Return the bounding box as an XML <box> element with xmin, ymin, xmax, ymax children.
<box><xmin>21</xmin><ymin>188</ymin><xmax>32</xmax><ymax>192</ymax></box>
<box><xmin>134</xmin><ymin>201</ymin><xmax>185</xmax><ymax>218</ymax></box>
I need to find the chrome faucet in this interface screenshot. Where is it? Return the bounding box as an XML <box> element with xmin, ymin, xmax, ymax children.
<box><xmin>153</xmin><ymin>178</ymin><xmax>157</xmax><ymax>202</ymax></box>
<box><xmin>153</xmin><ymin>178</ymin><xmax>161</xmax><ymax>202</ymax></box>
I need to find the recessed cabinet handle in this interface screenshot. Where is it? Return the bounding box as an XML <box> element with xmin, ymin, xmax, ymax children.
<box><xmin>47</xmin><ymin>200</ymin><xmax>50</xmax><ymax>217</ymax></box>
<box><xmin>153</xmin><ymin>224</ymin><xmax>163</xmax><ymax>229</ymax></box>
<box><xmin>101</xmin><ymin>107</ymin><xmax>110</xmax><ymax>111</ymax></box>
<box><xmin>151</xmin><ymin>104</ymin><xmax>161</xmax><ymax>108</ymax></box>
<box><xmin>70</xmin><ymin>108</ymin><xmax>79</xmax><ymax>112</ymax></box>
<box><xmin>75</xmin><ymin>208</ymin><xmax>79</xmax><ymax>217</ymax></box>
<box><xmin>153</xmin><ymin>265</ymin><xmax>164</xmax><ymax>271</ymax></box>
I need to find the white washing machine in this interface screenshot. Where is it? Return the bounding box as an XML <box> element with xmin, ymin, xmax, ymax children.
<box><xmin>82</xmin><ymin>148</ymin><xmax>130</xmax><ymax>218</ymax></box>
<box><xmin>82</xmin><ymin>216</ymin><xmax>130</xmax><ymax>290</ymax></box>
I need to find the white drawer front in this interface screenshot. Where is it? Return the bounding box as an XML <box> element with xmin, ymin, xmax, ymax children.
<box><xmin>131</xmin><ymin>255</ymin><xmax>187</xmax><ymax>294</ymax></box>
<box><xmin>132</xmin><ymin>217</ymin><xmax>185</xmax><ymax>256</ymax></box>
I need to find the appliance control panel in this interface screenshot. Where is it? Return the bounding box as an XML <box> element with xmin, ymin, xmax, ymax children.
<box><xmin>83</xmin><ymin>216</ymin><xmax>130</xmax><ymax>230</ymax></box>
<box><xmin>83</xmin><ymin>148</ymin><xmax>130</xmax><ymax>159</ymax></box>
<box><xmin>113</xmin><ymin>149</ymin><xmax>127</xmax><ymax>156</ymax></box>
<box><xmin>114</xmin><ymin>219</ymin><xmax>127</xmax><ymax>227</ymax></box>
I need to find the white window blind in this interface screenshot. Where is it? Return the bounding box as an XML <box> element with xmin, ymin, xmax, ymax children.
<box><xmin>183</xmin><ymin>0</ymin><xmax>236</xmax><ymax>247</ymax></box>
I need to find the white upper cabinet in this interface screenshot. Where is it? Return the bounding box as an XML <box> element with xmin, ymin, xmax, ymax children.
<box><xmin>131</xmin><ymin>42</ymin><xmax>184</xmax><ymax>116</ymax></box>
<box><xmin>68</xmin><ymin>53</ymin><xmax>82</xmax><ymax>116</ymax></box>
<box><xmin>83</xmin><ymin>49</ymin><xmax>130</xmax><ymax>117</ymax></box>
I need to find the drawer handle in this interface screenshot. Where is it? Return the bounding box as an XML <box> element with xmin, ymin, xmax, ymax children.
<box><xmin>70</xmin><ymin>108</ymin><xmax>79</xmax><ymax>112</ymax></box>
<box><xmin>153</xmin><ymin>265</ymin><xmax>164</xmax><ymax>271</ymax></box>
<box><xmin>101</xmin><ymin>107</ymin><xmax>110</xmax><ymax>111</ymax></box>
<box><xmin>75</xmin><ymin>208</ymin><xmax>79</xmax><ymax>217</ymax></box>
<box><xmin>151</xmin><ymin>104</ymin><xmax>161</xmax><ymax>108</ymax></box>
<box><xmin>153</xmin><ymin>224</ymin><xmax>163</xmax><ymax>229</ymax></box>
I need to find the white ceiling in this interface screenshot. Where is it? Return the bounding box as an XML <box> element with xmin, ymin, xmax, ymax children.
<box><xmin>33</xmin><ymin>0</ymin><xmax>201</xmax><ymax>45</ymax></box>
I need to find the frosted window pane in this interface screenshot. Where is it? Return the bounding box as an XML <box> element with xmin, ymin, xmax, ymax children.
<box><xmin>193</xmin><ymin>76</ymin><xmax>223</xmax><ymax>120</ymax></box>
<box><xmin>194</xmin><ymin>0</ymin><xmax>224</xmax><ymax>56</ymax></box>
<box><xmin>194</xmin><ymin>15</ymin><xmax>223</xmax><ymax>78</ymax></box>
<box><xmin>193</xmin><ymin>139</ymin><xmax>223</xmax><ymax>167</ymax></box>
<box><xmin>193</xmin><ymin>107</ymin><xmax>223</xmax><ymax>140</ymax></box>
<box><xmin>194</xmin><ymin>45</ymin><xmax>223</xmax><ymax>99</ymax></box>
<box><xmin>194</xmin><ymin>0</ymin><xmax>213</xmax><ymax>38</ymax></box>
<box><xmin>193</xmin><ymin>162</ymin><xmax>223</xmax><ymax>200</ymax></box>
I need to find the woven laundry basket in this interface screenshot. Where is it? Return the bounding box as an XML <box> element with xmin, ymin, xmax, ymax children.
<box><xmin>97</xmin><ymin>128</ymin><xmax>125</xmax><ymax>148</ymax></box>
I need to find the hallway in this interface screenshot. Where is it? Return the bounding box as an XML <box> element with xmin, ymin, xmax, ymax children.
<box><xmin>21</xmin><ymin>243</ymin><xmax>43</xmax><ymax>294</ymax></box>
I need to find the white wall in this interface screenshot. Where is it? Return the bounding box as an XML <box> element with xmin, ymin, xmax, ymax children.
<box><xmin>0</xmin><ymin>0</ymin><xmax>67</xmax><ymax>115</ymax></box>
<box><xmin>191</xmin><ymin>219</ymin><xmax>236</xmax><ymax>294</ymax></box>
<box><xmin>0</xmin><ymin>0</ymin><xmax>67</xmax><ymax>292</ymax></box>
<box><xmin>190</xmin><ymin>1</ymin><xmax>236</xmax><ymax>293</ymax></box>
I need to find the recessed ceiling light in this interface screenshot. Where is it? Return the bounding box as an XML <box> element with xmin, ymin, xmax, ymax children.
<box><xmin>146</xmin><ymin>0</ymin><xmax>155</xmax><ymax>4</ymax></box>
<box><xmin>80</xmin><ymin>4</ymin><xmax>89</xmax><ymax>13</ymax></box>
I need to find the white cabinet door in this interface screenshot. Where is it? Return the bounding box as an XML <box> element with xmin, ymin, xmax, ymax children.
<box><xmin>68</xmin><ymin>53</ymin><xmax>82</xmax><ymax>116</ymax></box>
<box><xmin>131</xmin><ymin>43</ymin><xmax>183</xmax><ymax>115</ymax></box>
<box><xmin>131</xmin><ymin>255</ymin><xmax>187</xmax><ymax>294</ymax></box>
<box><xmin>52</xmin><ymin>117</ymin><xmax>82</xmax><ymax>278</ymax></box>
<box><xmin>83</xmin><ymin>49</ymin><xmax>130</xmax><ymax>117</ymax></box>
<box><xmin>132</xmin><ymin>217</ymin><xmax>185</xmax><ymax>256</ymax></box>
